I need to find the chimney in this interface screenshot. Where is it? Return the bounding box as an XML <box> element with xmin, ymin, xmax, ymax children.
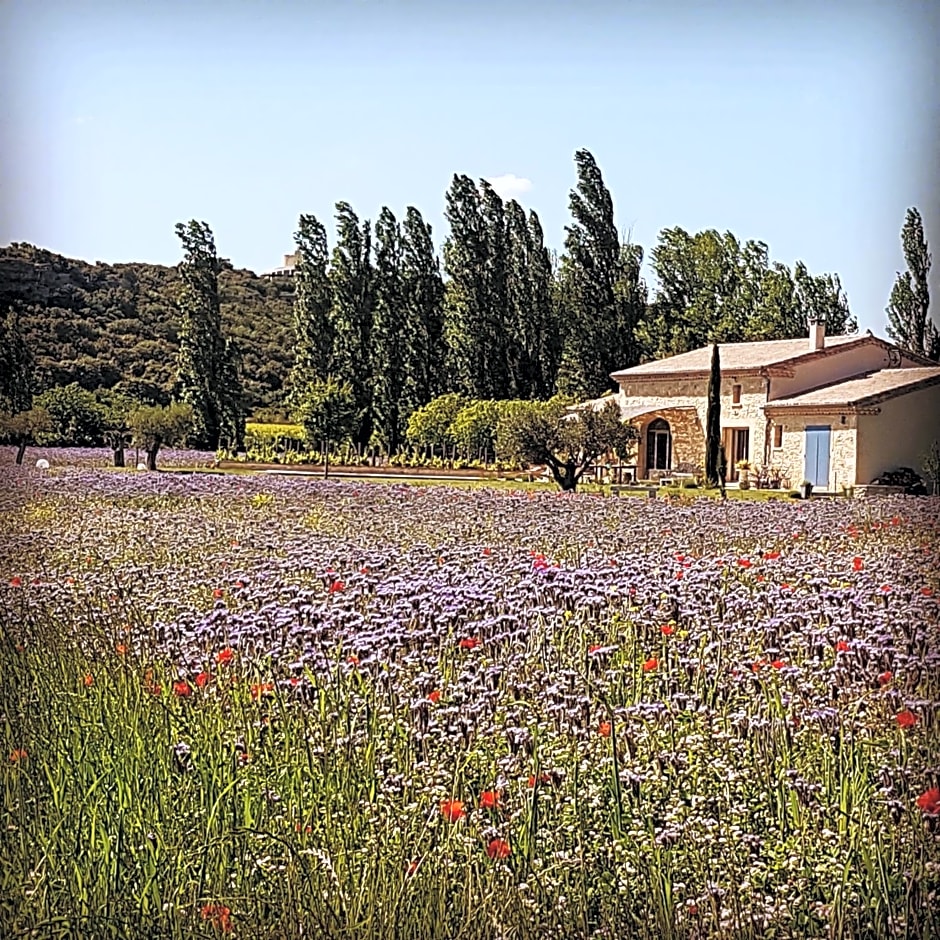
<box><xmin>809</xmin><ymin>315</ymin><xmax>826</xmax><ymax>352</ymax></box>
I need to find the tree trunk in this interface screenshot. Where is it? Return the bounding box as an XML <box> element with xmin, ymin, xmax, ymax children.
<box><xmin>113</xmin><ymin>445</ymin><xmax>125</xmax><ymax>468</ymax></box>
<box><xmin>15</xmin><ymin>441</ymin><xmax>27</xmax><ymax>465</ymax></box>
<box><xmin>146</xmin><ymin>443</ymin><xmax>160</xmax><ymax>471</ymax></box>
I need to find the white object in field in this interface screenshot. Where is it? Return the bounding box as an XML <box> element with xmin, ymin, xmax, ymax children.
<box><xmin>137</xmin><ymin>462</ymin><xmax>148</xmax><ymax>471</ymax></box>
<box><xmin>35</xmin><ymin>458</ymin><xmax>50</xmax><ymax>469</ymax></box>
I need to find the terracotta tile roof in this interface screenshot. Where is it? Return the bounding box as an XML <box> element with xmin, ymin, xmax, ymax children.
<box><xmin>611</xmin><ymin>333</ymin><xmax>867</xmax><ymax>379</ymax></box>
<box><xmin>764</xmin><ymin>367</ymin><xmax>940</xmax><ymax>409</ymax></box>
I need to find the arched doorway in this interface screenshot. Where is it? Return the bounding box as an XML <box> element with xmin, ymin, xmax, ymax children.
<box><xmin>646</xmin><ymin>418</ymin><xmax>672</xmax><ymax>473</ymax></box>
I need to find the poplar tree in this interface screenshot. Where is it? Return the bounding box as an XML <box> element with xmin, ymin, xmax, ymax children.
<box><xmin>401</xmin><ymin>206</ymin><xmax>445</xmax><ymax>407</ymax></box>
<box><xmin>288</xmin><ymin>213</ymin><xmax>333</xmax><ymax>402</ymax></box>
<box><xmin>174</xmin><ymin>220</ymin><xmax>244</xmax><ymax>450</ymax></box>
<box><xmin>371</xmin><ymin>207</ymin><xmax>407</xmax><ymax>452</ymax></box>
<box><xmin>886</xmin><ymin>207</ymin><xmax>937</xmax><ymax>360</ymax></box>
<box><xmin>330</xmin><ymin>202</ymin><xmax>374</xmax><ymax>448</ymax></box>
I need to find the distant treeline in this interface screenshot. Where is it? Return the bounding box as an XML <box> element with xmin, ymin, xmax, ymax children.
<box><xmin>0</xmin><ymin>150</ymin><xmax>859</xmax><ymax>435</ymax></box>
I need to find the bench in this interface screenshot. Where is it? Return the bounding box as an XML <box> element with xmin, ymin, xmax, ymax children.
<box><xmin>610</xmin><ymin>485</ymin><xmax>657</xmax><ymax>498</ymax></box>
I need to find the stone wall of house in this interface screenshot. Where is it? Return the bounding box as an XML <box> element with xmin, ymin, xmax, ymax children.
<box><xmin>617</xmin><ymin>375</ymin><xmax>770</xmax><ymax>476</ymax></box>
<box><xmin>769</xmin><ymin>415</ymin><xmax>857</xmax><ymax>491</ymax></box>
<box><xmin>856</xmin><ymin>383</ymin><xmax>940</xmax><ymax>483</ymax></box>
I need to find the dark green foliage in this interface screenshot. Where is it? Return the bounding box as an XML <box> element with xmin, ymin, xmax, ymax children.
<box><xmin>288</xmin><ymin>214</ymin><xmax>333</xmax><ymax>401</ymax></box>
<box><xmin>449</xmin><ymin>399</ymin><xmax>503</xmax><ymax>462</ymax></box>
<box><xmin>641</xmin><ymin>229</ymin><xmax>856</xmax><ymax>358</ymax></box>
<box><xmin>174</xmin><ymin>220</ymin><xmax>245</xmax><ymax>451</ymax></box>
<box><xmin>0</xmin><ymin>243</ymin><xmax>293</xmax><ymax>413</ymax></box>
<box><xmin>128</xmin><ymin>401</ymin><xmax>194</xmax><ymax>470</ymax></box>
<box><xmin>705</xmin><ymin>344</ymin><xmax>721</xmax><ymax>487</ymax></box>
<box><xmin>557</xmin><ymin>150</ymin><xmax>639</xmax><ymax>399</ymax></box>
<box><xmin>330</xmin><ymin>203</ymin><xmax>374</xmax><ymax>448</ymax></box>
<box><xmin>371</xmin><ymin>208</ymin><xmax>408</xmax><ymax>452</ymax></box>
<box><xmin>497</xmin><ymin>397</ymin><xmax>638</xmax><ymax>491</ymax></box>
<box><xmin>0</xmin><ymin>303</ymin><xmax>34</xmax><ymax>414</ymax></box>
<box><xmin>294</xmin><ymin>377</ymin><xmax>358</xmax><ymax>449</ymax></box>
<box><xmin>443</xmin><ymin>175</ymin><xmax>491</xmax><ymax>398</ymax></box>
<box><xmin>401</xmin><ymin>207</ymin><xmax>446</xmax><ymax>408</ymax></box>
<box><xmin>527</xmin><ymin>212</ymin><xmax>562</xmax><ymax>398</ymax></box>
<box><xmin>33</xmin><ymin>383</ymin><xmax>106</xmax><ymax>446</ymax></box>
<box><xmin>886</xmin><ymin>208</ymin><xmax>938</xmax><ymax>360</ymax></box>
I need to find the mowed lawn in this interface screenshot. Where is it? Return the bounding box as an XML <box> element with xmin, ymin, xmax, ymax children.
<box><xmin>2</xmin><ymin>459</ymin><xmax>939</xmax><ymax>939</ymax></box>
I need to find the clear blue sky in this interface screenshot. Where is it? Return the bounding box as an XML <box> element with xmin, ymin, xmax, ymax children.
<box><xmin>2</xmin><ymin>0</ymin><xmax>938</xmax><ymax>336</ymax></box>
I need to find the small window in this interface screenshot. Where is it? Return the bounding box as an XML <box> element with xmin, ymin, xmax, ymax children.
<box><xmin>773</xmin><ymin>424</ymin><xmax>783</xmax><ymax>448</ymax></box>
<box><xmin>732</xmin><ymin>384</ymin><xmax>742</xmax><ymax>405</ymax></box>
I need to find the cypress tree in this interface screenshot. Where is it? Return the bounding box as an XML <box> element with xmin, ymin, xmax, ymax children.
<box><xmin>0</xmin><ymin>303</ymin><xmax>34</xmax><ymax>414</ymax></box>
<box><xmin>705</xmin><ymin>343</ymin><xmax>721</xmax><ymax>486</ymax></box>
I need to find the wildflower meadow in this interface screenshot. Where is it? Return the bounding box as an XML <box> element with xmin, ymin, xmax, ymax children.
<box><xmin>2</xmin><ymin>454</ymin><xmax>939</xmax><ymax>939</ymax></box>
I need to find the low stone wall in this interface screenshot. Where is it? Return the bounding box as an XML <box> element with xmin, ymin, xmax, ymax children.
<box><xmin>854</xmin><ymin>484</ymin><xmax>907</xmax><ymax>498</ymax></box>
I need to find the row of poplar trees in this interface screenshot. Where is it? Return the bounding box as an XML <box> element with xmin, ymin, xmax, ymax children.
<box><xmin>288</xmin><ymin>150</ymin><xmax>646</xmax><ymax>452</ymax></box>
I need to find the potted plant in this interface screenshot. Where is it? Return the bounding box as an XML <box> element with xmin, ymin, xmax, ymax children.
<box><xmin>736</xmin><ymin>459</ymin><xmax>751</xmax><ymax>489</ymax></box>
<box><xmin>799</xmin><ymin>479</ymin><xmax>814</xmax><ymax>499</ymax></box>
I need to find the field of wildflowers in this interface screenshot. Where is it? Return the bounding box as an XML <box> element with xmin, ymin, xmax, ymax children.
<box><xmin>2</xmin><ymin>451</ymin><xmax>939</xmax><ymax>938</ymax></box>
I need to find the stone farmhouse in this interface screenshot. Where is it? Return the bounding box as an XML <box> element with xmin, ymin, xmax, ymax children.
<box><xmin>605</xmin><ymin>320</ymin><xmax>940</xmax><ymax>491</ymax></box>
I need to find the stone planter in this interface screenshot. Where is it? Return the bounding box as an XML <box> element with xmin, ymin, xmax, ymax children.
<box><xmin>799</xmin><ymin>482</ymin><xmax>813</xmax><ymax>500</ymax></box>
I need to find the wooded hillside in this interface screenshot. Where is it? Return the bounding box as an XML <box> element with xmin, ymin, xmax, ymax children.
<box><xmin>0</xmin><ymin>243</ymin><xmax>295</xmax><ymax>413</ymax></box>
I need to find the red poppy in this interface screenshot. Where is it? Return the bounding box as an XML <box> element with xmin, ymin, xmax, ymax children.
<box><xmin>836</xmin><ymin>640</ymin><xmax>850</xmax><ymax>652</ymax></box>
<box><xmin>661</xmin><ymin>624</ymin><xmax>674</xmax><ymax>636</ymax></box>
<box><xmin>83</xmin><ymin>674</ymin><xmax>94</xmax><ymax>687</ymax></box>
<box><xmin>116</xmin><ymin>643</ymin><xmax>128</xmax><ymax>655</ymax></box>
<box><xmin>234</xmin><ymin>580</ymin><xmax>245</xmax><ymax>589</ymax></box>
<box><xmin>921</xmin><ymin>587</ymin><xmax>934</xmax><ymax>597</ymax></box>
<box><xmin>487</xmin><ymin>838</ymin><xmax>511</xmax><ymax>859</ymax></box>
<box><xmin>360</xmin><ymin>566</ymin><xmax>370</xmax><ymax>575</ymax></box>
<box><xmin>852</xmin><ymin>557</ymin><xmax>863</xmax><ymax>572</ymax></box>
<box><xmin>10</xmin><ymin>576</ymin><xmax>22</xmax><ymax>587</ymax></box>
<box><xmin>527</xmin><ymin>773</ymin><xmax>551</xmax><ymax>787</ymax></box>
<box><xmin>459</xmin><ymin>637</ymin><xmax>480</xmax><ymax>650</ymax></box>
<box><xmin>737</xmin><ymin>558</ymin><xmax>752</xmax><ymax>568</ymax></box>
<box><xmin>212</xmin><ymin>588</ymin><xmax>224</xmax><ymax>599</ymax></box>
<box><xmin>915</xmin><ymin>787</ymin><xmax>940</xmax><ymax>815</ymax></box>
<box><xmin>290</xmin><ymin>677</ymin><xmax>300</xmax><ymax>686</ymax></box>
<box><xmin>173</xmin><ymin>681</ymin><xmax>192</xmax><ymax>698</ymax></box>
<box><xmin>598</xmin><ymin>721</ymin><xmax>612</xmax><ymax>737</ymax></box>
<box><xmin>880</xmin><ymin>584</ymin><xmax>892</xmax><ymax>593</ymax></box>
<box><xmin>406</xmin><ymin>859</ymin><xmax>420</xmax><ymax>876</ymax></box>
<box><xmin>675</xmin><ymin>570</ymin><xmax>684</xmax><ymax>580</ymax></box>
<box><xmin>479</xmin><ymin>789</ymin><xmax>501</xmax><ymax>810</ymax></box>
<box><xmin>878</xmin><ymin>670</ymin><xmax>893</xmax><ymax>686</ymax></box>
<box><xmin>428</xmin><ymin>690</ymin><xmax>441</xmax><ymax>704</ymax></box>
<box><xmin>200</xmin><ymin>903</ymin><xmax>232</xmax><ymax>933</ymax></box>
<box><xmin>588</xmin><ymin>643</ymin><xmax>604</xmax><ymax>654</ymax></box>
<box><xmin>347</xmin><ymin>655</ymin><xmax>360</xmax><ymax>665</ymax></box>
<box><xmin>756</xmin><ymin>574</ymin><xmax>765</xmax><ymax>582</ymax></box>
<box><xmin>482</xmin><ymin>548</ymin><xmax>492</xmax><ymax>556</ymax></box>
<box><xmin>771</xmin><ymin>660</ymin><xmax>786</xmax><ymax>670</ymax></box>
<box><xmin>440</xmin><ymin>799</ymin><xmax>465</xmax><ymax>822</ymax></box>
<box><xmin>251</xmin><ymin>682</ymin><xmax>274</xmax><ymax>701</ymax></box>
<box><xmin>195</xmin><ymin>671</ymin><xmax>212</xmax><ymax>688</ymax></box>
<box><xmin>295</xmin><ymin>822</ymin><xmax>312</xmax><ymax>834</ymax></box>
<box><xmin>216</xmin><ymin>648</ymin><xmax>234</xmax><ymax>665</ymax></box>
<box><xmin>751</xmin><ymin>659</ymin><xmax>767</xmax><ymax>673</ymax></box>
<box><xmin>764</xmin><ymin>551</ymin><xmax>780</xmax><ymax>560</ymax></box>
<box><xmin>329</xmin><ymin>580</ymin><xmax>345</xmax><ymax>594</ymax></box>
<box><xmin>781</xmin><ymin>583</ymin><xmax>791</xmax><ymax>591</ymax></box>
<box><xmin>896</xmin><ymin>710</ymin><xmax>918</xmax><ymax>729</ymax></box>
<box><xmin>9</xmin><ymin>748</ymin><xmax>27</xmax><ymax>762</ymax></box>
<box><xmin>642</xmin><ymin>657</ymin><xmax>658</xmax><ymax>672</ymax></box>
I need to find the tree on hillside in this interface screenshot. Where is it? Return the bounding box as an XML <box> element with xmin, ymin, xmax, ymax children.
<box><xmin>371</xmin><ymin>207</ymin><xmax>408</xmax><ymax>452</ymax></box>
<box><xmin>557</xmin><ymin>150</ymin><xmax>637</xmax><ymax>398</ymax></box>
<box><xmin>443</xmin><ymin>175</ymin><xmax>490</xmax><ymax>398</ymax></box>
<box><xmin>497</xmin><ymin>397</ymin><xmax>637</xmax><ymax>492</ymax></box>
<box><xmin>128</xmin><ymin>402</ymin><xmax>193</xmax><ymax>471</ymax></box>
<box><xmin>0</xmin><ymin>304</ymin><xmax>34</xmax><ymax>415</ymax></box>
<box><xmin>401</xmin><ymin>206</ymin><xmax>445</xmax><ymax>408</ymax></box>
<box><xmin>705</xmin><ymin>344</ymin><xmax>722</xmax><ymax>486</ymax></box>
<box><xmin>330</xmin><ymin>202</ymin><xmax>374</xmax><ymax>448</ymax></box>
<box><xmin>174</xmin><ymin>221</ymin><xmax>244</xmax><ymax>450</ymax></box>
<box><xmin>288</xmin><ymin>214</ymin><xmax>333</xmax><ymax>402</ymax></box>
<box><xmin>886</xmin><ymin>207</ymin><xmax>938</xmax><ymax>360</ymax></box>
